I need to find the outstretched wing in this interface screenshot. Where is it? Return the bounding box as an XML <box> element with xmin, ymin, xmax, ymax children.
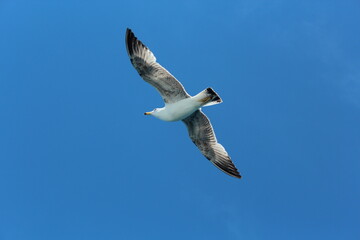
<box><xmin>182</xmin><ymin>110</ymin><xmax>241</xmax><ymax>178</ymax></box>
<box><xmin>125</xmin><ymin>28</ymin><xmax>190</xmax><ymax>103</ymax></box>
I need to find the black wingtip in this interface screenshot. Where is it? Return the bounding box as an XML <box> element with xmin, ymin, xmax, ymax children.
<box><xmin>227</xmin><ymin>168</ymin><xmax>242</xmax><ymax>179</ymax></box>
<box><xmin>212</xmin><ymin>159</ymin><xmax>242</xmax><ymax>179</ymax></box>
<box><xmin>126</xmin><ymin>28</ymin><xmax>133</xmax><ymax>39</ymax></box>
<box><xmin>231</xmin><ymin>167</ymin><xmax>242</xmax><ymax>179</ymax></box>
<box><xmin>125</xmin><ymin>28</ymin><xmax>149</xmax><ymax>59</ymax></box>
<box><xmin>227</xmin><ymin>170</ymin><xmax>242</xmax><ymax>179</ymax></box>
<box><xmin>125</xmin><ymin>28</ymin><xmax>134</xmax><ymax>57</ymax></box>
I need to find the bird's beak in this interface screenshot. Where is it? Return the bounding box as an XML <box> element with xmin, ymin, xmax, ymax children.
<box><xmin>144</xmin><ymin>112</ymin><xmax>152</xmax><ymax>115</ymax></box>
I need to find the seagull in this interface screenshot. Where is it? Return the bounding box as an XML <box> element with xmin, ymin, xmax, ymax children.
<box><xmin>125</xmin><ymin>28</ymin><xmax>241</xmax><ymax>178</ymax></box>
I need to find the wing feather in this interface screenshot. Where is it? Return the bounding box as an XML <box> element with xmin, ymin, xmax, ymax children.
<box><xmin>125</xmin><ymin>28</ymin><xmax>190</xmax><ymax>103</ymax></box>
<box><xmin>182</xmin><ymin>110</ymin><xmax>241</xmax><ymax>178</ymax></box>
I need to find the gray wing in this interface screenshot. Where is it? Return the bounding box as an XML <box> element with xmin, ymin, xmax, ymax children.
<box><xmin>125</xmin><ymin>28</ymin><xmax>190</xmax><ymax>103</ymax></box>
<box><xmin>182</xmin><ymin>110</ymin><xmax>241</xmax><ymax>178</ymax></box>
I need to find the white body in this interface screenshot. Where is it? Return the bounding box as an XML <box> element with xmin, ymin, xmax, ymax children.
<box><xmin>150</xmin><ymin>89</ymin><xmax>219</xmax><ymax>121</ymax></box>
<box><xmin>153</xmin><ymin>97</ymin><xmax>203</xmax><ymax>122</ymax></box>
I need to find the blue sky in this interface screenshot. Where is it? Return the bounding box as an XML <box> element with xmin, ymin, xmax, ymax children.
<box><xmin>1</xmin><ymin>0</ymin><xmax>359</xmax><ymax>239</ymax></box>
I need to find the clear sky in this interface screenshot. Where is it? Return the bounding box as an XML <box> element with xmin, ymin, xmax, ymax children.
<box><xmin>1</xmin><ymin>0</ymin><xmax>359</xmax><ymax>239</ymax></box>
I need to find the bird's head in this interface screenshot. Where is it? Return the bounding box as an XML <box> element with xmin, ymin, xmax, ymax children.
<box><xmin>144</xmin><ymin>108</ymin><xmax>162</xmax><ymax>117</ymax></box>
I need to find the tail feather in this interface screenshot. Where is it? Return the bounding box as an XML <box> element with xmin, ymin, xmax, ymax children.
<box><xmin>196</xmin><ymin>88</ymin><xmax>223</xmax><ymax>107</ymax></box>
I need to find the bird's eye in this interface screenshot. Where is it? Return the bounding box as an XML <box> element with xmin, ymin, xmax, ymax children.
<box><xmin>154</xmin><ymin>108</ymin><xmax>157</xmax><ymax>112</ymax></box>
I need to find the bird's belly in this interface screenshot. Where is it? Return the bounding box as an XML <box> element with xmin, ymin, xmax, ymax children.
<box><xmin>163</xmin><ymin>99</ymin><xmax>200</xmax><ymax>121</ymax></box>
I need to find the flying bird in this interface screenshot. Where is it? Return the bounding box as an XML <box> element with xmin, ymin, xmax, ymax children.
<box><xmin>125</xmin><ymin>28</ymin><xmax>241</xmax><ymax>178</ymax></box>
